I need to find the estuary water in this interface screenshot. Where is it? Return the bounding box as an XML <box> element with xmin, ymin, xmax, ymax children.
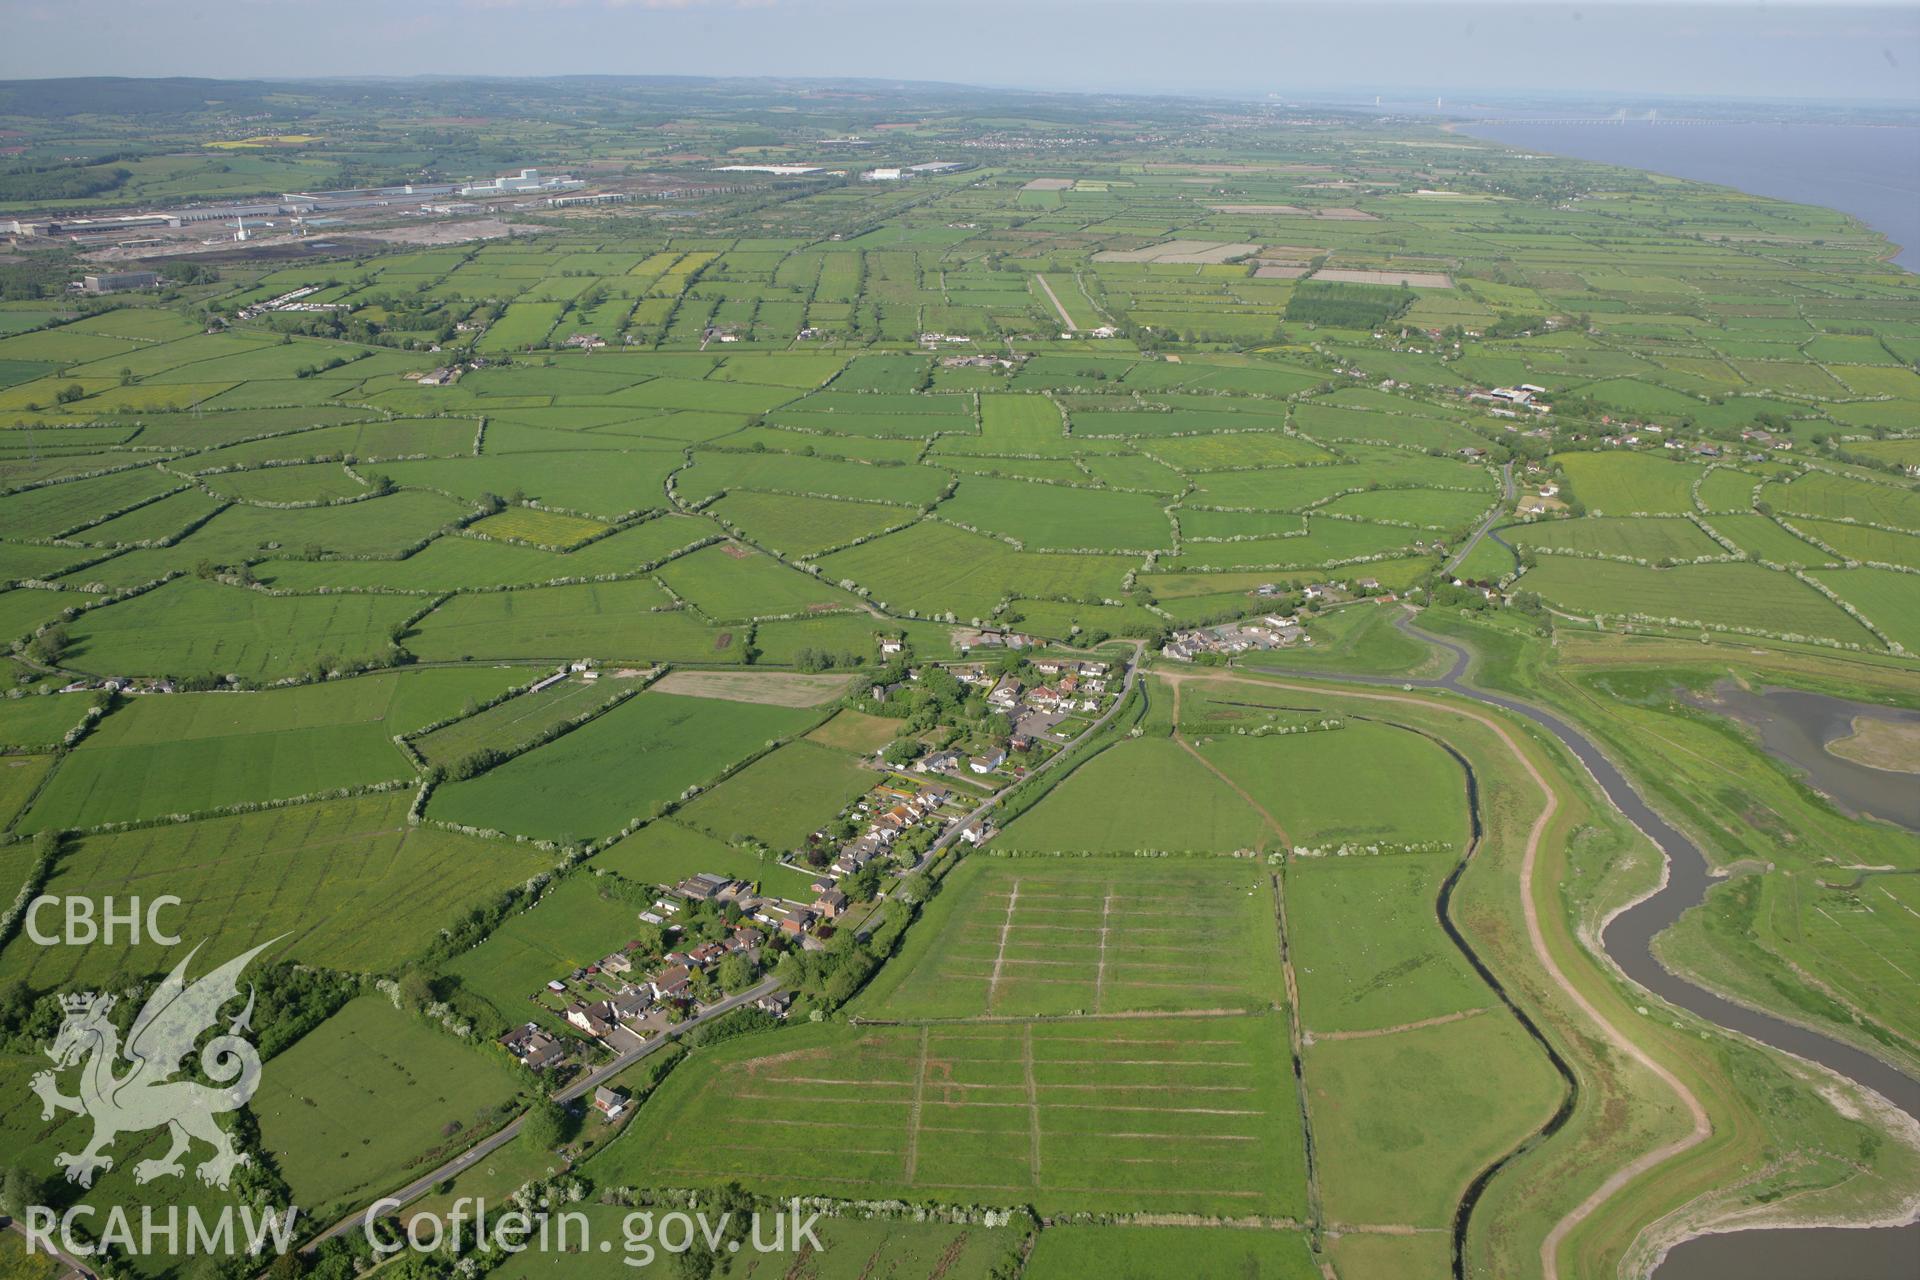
<box><xmin>1682</xmin><ymin>683</ymin><xmax>1920</xmax><ymax>833</ymax></box>
<box><xmin>1460</xmin><ymin>121</ymin><xmax>1920</xmax><ymax>272</ymax></box>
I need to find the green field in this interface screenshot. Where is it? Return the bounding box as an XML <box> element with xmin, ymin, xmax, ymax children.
<box><xmin>997</xmin><ymin>738</ymin><xmax>1277</xmax><ymax>854</ymax></box>
<box><xmin>20</xmin><ymin>667</ymin><xmax>519</xmax><ymax>830</ymax></box>
<box><xmin>1</xmin><ymin>793</ymin><xmax>546</xmax><ymax>988</ymax></box>
<box><xmin>427</xmin><ymin>689</ymin><xmax>817</xmax><ymax>841</ymax></box>
<box><xmin>672</xmin><ymin>737</ymin><xmax>874</xmax><ymax>850</ymax></box>
<box><xmin>861</xmin><ymin>856</ymin><xmax>1284</xmax><ymax>1018</ymax></box>
<box><xmin>254</xmin><ymin>996</ymin><xmax>525</xmax><ymax>1219</ymax></box>
<box><xmin>598</xmin><ymin>1014</ymin><xmax>1310</xmax><ymax>1217</ymax></box>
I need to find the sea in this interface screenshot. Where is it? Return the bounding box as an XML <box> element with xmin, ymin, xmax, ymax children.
<box><xmin>1458</xmin><ymin>121</ymin><xmax>1920</xmax><ymax>272</ymax></box>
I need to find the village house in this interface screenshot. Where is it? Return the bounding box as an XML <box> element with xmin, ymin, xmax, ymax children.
<box><xmin>593</xmin><ymin>1087</ymin><xmax>631</xmax><ymax>1118</ymax></box>
<box><xmin>566</xmin><ymin>1002</ymin><xmax>613</xmax><ymax>1038</ymax></box>
<box><xmin>970</xmin><ymin>748</ymin><xmax>1007</xmax><ymax>774</ymax></box>
<box><xmin>916</xmin><ymin>749</ymin><xmax>963</xmax><ymax>774</ymax></box>
<box><xmin>987</xmin><ymin>676</ymin><xmax>1023</xmax><ymax>710</ymax></box>
<box><xmin>650</xmin><ymin>965</ymin><xmax>692</xmax><ymax>1001</ymax></box>
<box><xmin>499</xmin><ymin>1023</ymin><xmax>567</xmax><ymax>1071</ymax></box>
<box><xmin>814</xmin><ymin>887</ymin><xmax>848</xmax><ymax>919</ymax></box>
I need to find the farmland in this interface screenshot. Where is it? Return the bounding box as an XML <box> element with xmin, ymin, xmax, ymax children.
<box><xmin>596</xmin><ymin>1015</ymin><xmax>1311</xmax><ymax>1218</ymax></box>
<box><xmin>426</xmin><ymin>688</ymin><xmax>818</xmax><ymax>841</ymax></box>
<box><xmin>253</xmin><ymin>995</ymin><xmax>525</xmax><ymax>1220</ymax></box>
<box><xmin>860</xmin><ymin>856</ymin><xmax>1284</xmax><ymax>1018</ymax></box>
<box><xmin>0</xmin><ymin>70</ymin><xmax>1915</xmax><ymax>1280</ymax></box>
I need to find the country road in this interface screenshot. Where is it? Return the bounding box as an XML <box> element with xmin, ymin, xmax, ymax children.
<box><xmin>1445</xmin><ymin>459</ymin><xmax>1514</xmax><ymax>576</ymax></box>
<box><xmin>7</xmin><ymin>1218</ymin><xmax>93</xmax><ymax>1279</ymax></box>
<box><xmin>300</xmin><ymin>975</ymin><xmax>780</xmax><ymax>1251</ymax></box>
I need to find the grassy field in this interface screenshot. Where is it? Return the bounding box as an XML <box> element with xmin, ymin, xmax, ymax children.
<box><xmin>1503</xmin><ymin>515</ymin><xmax>1724</xmax><ymax>562</ymax></box>
<box><xmin>21</xmin><ymin>667</ymin><xmax>519</xmax><ymax>831</ymax></box>
<box><xmin>427</xmin><ymin>689</ymin><xmax>816</xmax><ymax>841</ymax></box>
<box><xmin>672</xmin><ymin>738</ymin><xmax>874</xmax><ymax>850</ymax></box>
<box><xmin>1304</xmin><ymin>994</ymin><xmax>1565</xmax><ymax>1227</ymax></box>
<box><xmin>492</xmin><ymin>1203</ymin><xmax>1022</xmax><ymax>1279</ymax></box>
<box><xmin>254</xmin><ymin>995</ymin><xmax>524</xmax><ymax>1220</ymax></box>
<box><xmin>1025</xmin><ymin>1225</ymin><xmax>1319</xmax><ymax>1280</ymax></box>
<box><xmin>413</xmin><ymin>673</ymin><xmax>632</xmax><ymax>766</ymax></box>
<box><xmin>1519</xmin><ymin>557</ymin><xmax>1880</xmax><ymax>646</ymax></box>
<box><xmin>409</xmin><ymin>579</ymin><xmax>741</xmax><ymax>665</ymax></box>
<box><xmin>1192</xmin><ymin>721</ymin><xmax>1470</xmax><ymax>850</ymax></box>
<box><xmin>66</xmin><ymin>578</ymin><xmax>422</xmax><ymax>680</ymax></box>
<box><xmin>859</xmin><ymin>856</ymin><xmax>1284</xmax><ymax>1019</ymax></box>
<box><xmin>1553</xmin><ymin>452</ymin><xmax>1700</xmax><ymax>515</ymax></box>
<box><xmin>0</xmin><ymin>794</ymin><xmax>548</xmax><ymax>988</ymax></box>
<box><xmin>1289</xmin><ymin>854</ymin><xmax>1489</xmax><ymax>1032</ymax></box>
<box><xmin>440</xmin><ymin>871</ymin><xmax>663</xmax><ymax>1030</ymax></box>
<box><xmin>940</xmin><ymin>476</ymin><xmax>1173</xmax><ymax>551</ymax></box>
<box><xmin>597</xmin><ymin>1015</ymin><xmax>1310</xmax><ymax>1218</ymax></box>
<box><xmin>709</xmin><ymin>488</ymin><xmax>911</xmax><ymax>557</ymax></box>
<box><xmin>997</xmin><ymin>738</ymin><xmax>1277</xmax><ymax>854</ymax></box>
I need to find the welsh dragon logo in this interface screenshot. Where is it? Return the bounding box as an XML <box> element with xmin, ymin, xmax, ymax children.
<box><xmin>30</xmin><ymin>939</ymin><xmax>276</xmax><ymax>1189</ymax></box>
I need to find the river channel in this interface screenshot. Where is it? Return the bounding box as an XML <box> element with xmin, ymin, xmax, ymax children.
<box><xmin>1282</xmin><ymin>615</ymin><xmax>1920</xmax><ymax>1279</ymax></box>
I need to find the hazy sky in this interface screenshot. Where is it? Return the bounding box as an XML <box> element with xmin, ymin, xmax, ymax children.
<box><xmin>2</xmin><ymin>1</ymin><xmax>1916</xmax><ymax>103</ymax></box>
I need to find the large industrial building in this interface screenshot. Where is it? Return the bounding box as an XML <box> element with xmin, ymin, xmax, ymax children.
<box><xmin>459</xmin><ymin>168</ymin><xmax>586</xmax><ymax>197</ymax></box>
<box><xmin>80</xmin><ymin>271</ymin><xmax>162</xmax><ymax>293</ymax></box>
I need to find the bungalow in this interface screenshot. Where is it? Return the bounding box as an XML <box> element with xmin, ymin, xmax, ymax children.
<box><xmin>987</xmin><ymin>676</ymin><xmax>1022</xmax><ymax>709</ymax></box>
<box><xmin>969</xmin><ymin>748</ymin><xmax>1006</xmax><ymax>774</ymax></box>
<box><xmin>609</xmin><ymin>989</ymin><xmax>651</xmax><ymax>1020</ymax></box>
<box><xmin>756</xmin><ymin>990</ymin><xmax>795</xmax><ymax>1018</ymax></box>
<box><xmin>916</xmin><ymin>749</ymin><xmax>963</xmax><ymax>774</ymax></box>
<box><xmin>593</xmin><ymin>1087</ymin><xmax>631</xmax><ymax>1118</ymax></box>
<box><xmin>1028</xmin><ymin>685</ymin><xmax>1062</xmax><ymax>709</ymax></box>
<box><xmin>809</xmin><ymin>874</ymin><xmax>837</xmax><ymax>898</ymax></box>
<box><xmin>689</xmin><ymin>942</ymin><xmax>727</xmax><ymax>968</ymax></box>
<box><xmin>600</xmin><ymin>952</ymin><xmax>633</xmax><ymax>974</ymax></box>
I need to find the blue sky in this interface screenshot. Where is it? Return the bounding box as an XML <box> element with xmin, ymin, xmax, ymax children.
<box><xmin>2</xmin><ymin>2</ymin><xmax>1916</xmax><ymax>103</ymax></box>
